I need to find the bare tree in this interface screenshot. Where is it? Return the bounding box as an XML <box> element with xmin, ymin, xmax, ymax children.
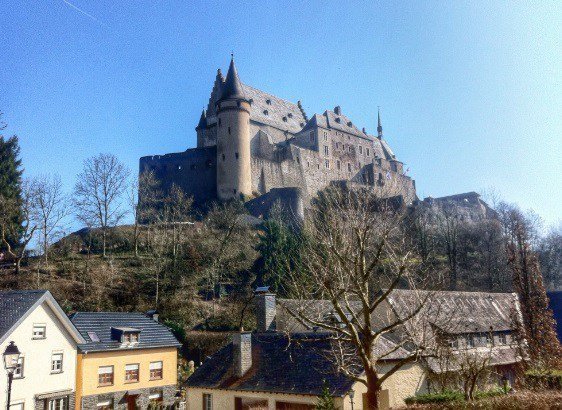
<box><xmin>30</xmin><ymin>174</ymin><xmax>69</xmax><ymax>263</ymax></box>
<box><xmin>283</xmin><ymin>185</ymin><xmax>438</xmax><ymax>409</ymax></box>
<box><xmin>0</xmin><ymin>180</ymin><xmax>36</xmax><ymax>273</ymax></box>
<box><xmin>74</xmin><ymin>153</ymin><xmax>130</xmax><ymax>257</ymax></box>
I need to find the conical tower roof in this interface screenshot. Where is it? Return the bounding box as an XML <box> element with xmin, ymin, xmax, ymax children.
<box><xmin>217</xmin><ymin>55</ymin><xmax>247</xmax><ymax>102</ymax></box>
<box><xmin>196</xmin><ymin>109</ymin><xmax>207</xmax><ymax>129</ymax></box>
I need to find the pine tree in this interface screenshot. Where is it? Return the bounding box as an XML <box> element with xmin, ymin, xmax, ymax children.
<box><xmin>315</xmin><ymin>381</ymin><xmax>336</xmax><ymax>410</ymax></box>
<box><xmin>0</xmin><ymin>113</ymin><xmax>24</xmax><ymax>248</ymax></box>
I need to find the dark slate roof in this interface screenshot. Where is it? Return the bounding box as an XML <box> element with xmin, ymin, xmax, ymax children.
<box><xmin>0</xmin><ymin>290</ymin><xmax>47</xmax><ymax>340</ymax></box>
<box><xmin>186</xmin><ymin>332</ymin><xmax>359</xmax><ymax>396</ymax></box>
<box><xmin>70</xmin><ymin>312</ymin><xmax>181</xmax><ymax>353</ymax></box>
<box><xmin>425</xmin><ymin>346</ymin><xmax>524</xmax><ymax>373</ymax></box>
<box><xmin>218</xmin><ymin>57</ymin><xmax>247</xmax><ymax>102</ymax></box>
<box><xmin>196</xmin><ymin>109</ymin><xmax>207</xmax><ymax>129</ymax></box>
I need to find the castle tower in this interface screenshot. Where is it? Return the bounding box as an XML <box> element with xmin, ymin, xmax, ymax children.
<box><xmin>195</xmin><ymin>109</ymin><xmax>207</xmax><ymax>147</ymax></box>
<box><xmin>377</xmin><ymin>107</ymin><xmax>383</xmax><ymax>139</ymax></box>
<box><xmin>215</xmin><ymin>56</ymin><xmax>252</xmax><ymax>200</ymax></box>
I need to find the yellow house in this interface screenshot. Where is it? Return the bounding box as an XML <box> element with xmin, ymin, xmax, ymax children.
<box><xmin>71</xmin><ymin>312</ymin><xmax>181</xmax><ymax>409</ymax></box>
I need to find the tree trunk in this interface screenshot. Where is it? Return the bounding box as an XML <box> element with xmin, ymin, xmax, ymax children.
<box><xmin>102</xmin><ymin>227</ymin><xmax>107</xmax><ymax>258</ymax></box>
<box><xmin>15</xmin><ymin>256</ymin><xmax>21</xmax><ymax>275</ymax></box>
<box><xmin>133</xmin><ymin>222</ymin><xmax>139</xmax><ymax>257</ymax></box>
<box><xmin>365</xmin><ymin>370</ymin><xmax>380</xmax><ymax>409</ymax></box>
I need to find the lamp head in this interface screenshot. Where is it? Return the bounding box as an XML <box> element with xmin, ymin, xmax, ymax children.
<box><xmin>3</xmin><ymin>341</ymin><xmax>20</xmax><ymax>372</ymax></box>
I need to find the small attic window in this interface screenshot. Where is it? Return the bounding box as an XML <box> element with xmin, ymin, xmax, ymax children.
<box><xmin>88</xmin><ymin>331</ymin><xmax>100</xmax><ymax>342</ymax></box>
<box><xmin>282</xmin><ymin>116</ymin><xmax>287</xmax><ymax>122</ymax></box>
<box><xmin>288</xmin><ymin>113</ymin><xmax>293</xmax><ymax>118</ymax></box>
<box><xmin>263</xmin><ymin>110</ymin><xmax>269</xmax><ymax>115</ymax></box>
<box><xmin>300</xmin><ymin>122</ymin><xmax>304</xmax><ymax>127</ymax></box>
<box><xmin>266</xmin><ymin>99</ymin><xmax>271</xmax><ymax>105</ymax></box>
<box><xmin>335</xmin><ymin>117</ymin><xmax>341</xmax><ymax>123</ymax></box>
<box><xmin>249</xmin><ymin>98</ymin><xmax>253</xmax><ymax>105</ymax></box>
<box><xmin>347</xmin><ymin>121</ymin><xmax>352</xmax><ymax>127</ymax></box>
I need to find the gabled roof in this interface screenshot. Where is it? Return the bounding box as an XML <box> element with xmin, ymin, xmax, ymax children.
<box><xmin>70</xmin><ymin>312</ymin><xmax>181</xmax><ymax>353</ymax></box>
<box><xmin>0</xmin><ymin>290</ymin><xmax>85</xmax><ymax>345</ymax></box>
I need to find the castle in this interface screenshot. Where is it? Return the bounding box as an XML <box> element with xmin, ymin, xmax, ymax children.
<box><xmin>140</xmin><ymin>56</ymin><xmax>416</xmax><ymax>213</ymax></box>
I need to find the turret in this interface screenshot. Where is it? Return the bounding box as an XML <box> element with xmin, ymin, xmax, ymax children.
<box><xmin>377</xmin><ymin>107</ymin><xmax>383</xmax><ymax>140</ymax></box>
<box><xmin>196</xmin><ymin>109</ymin><xmax>207</xmax><ymax>148</ymax></box>
<box><xmin>215</xmin><ymin>55</ymin><xmax>252</xmax><ymax>200</ymax></box>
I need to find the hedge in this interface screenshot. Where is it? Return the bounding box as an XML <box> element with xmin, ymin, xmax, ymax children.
<box><xmin>525</xmin><ymin>370</ymin><xmax>562</xmax><ymax>390</ymax></box>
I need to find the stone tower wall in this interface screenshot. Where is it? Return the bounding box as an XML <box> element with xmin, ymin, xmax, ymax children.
<box><xmin>216</xmin><ymin>99</ymin><xmax>252</xmax><ymax>200</ymax></box>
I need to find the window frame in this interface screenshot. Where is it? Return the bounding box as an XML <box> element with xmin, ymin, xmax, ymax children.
<box><xmin>98</xmin><ymin>365</ymin><xmax>115</xmax><ymax>387</ymax></box>
<box><xmin>203</xmin><ymin>393</ymin><xmax>213</xmax><ymax>410</ymax></box>
<box><xmin>498</xmin><ymin>333</ymin><xmax>507</xmax><ymax>345</ymax></box>
<box><xmin>32</xmin><ymin>324</ymin><xmax>46</xmax><ymax>340</ymax></box>
<box><xmin>124</xmin><ymin>363</ymin><xmax>140</xmax><ymax>383</ymax></box>
<box><xmin>47</xmin><ymin>397</ymin><xmax>68</xmax><ymax>410</ymax></box>
<box><xmin>149</xmin><ymin>361</ymin><xmax>164</xmax><ymax>380</ymax></box>
<box><xmin>51</xmin><ymin>353</ymin><xmax>63</xmax><ymax>374</ymax></box>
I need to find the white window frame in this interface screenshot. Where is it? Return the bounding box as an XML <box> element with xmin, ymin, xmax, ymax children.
<box><xmin>51</xmin><ymin>353</ymin><xmax>63</xmax><ymax>373</ymax></box>
<box><xmin>9</xmin><ymin>402</ymin><xmax>24</xmax><ymax>410</ymax></box>
<box><xmin>33</xmin><ymin>324</ymin><xmax>46</xmax><ymax>339</ymax></box>
<box><xmin>124</xmin><ymin>363</ymin><xmax>140</xmax><ymax>383</ymax></box>
<box><xmin>47</xmin><ymin>397</ymin><xmax>68</xmax><ymax>410</ymax></box>
<box><xmin>98</xmin><ymin>365</ymin><xmax>114</xmax><ymax>386</ymax></box>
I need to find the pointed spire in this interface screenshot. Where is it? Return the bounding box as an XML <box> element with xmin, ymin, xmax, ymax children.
<box><xmin>196</xmin><ymin>109</ymin><xmax>207</xmax><ymax>129</ymax></box>
<box><xmin>377</xmin><ymin>107</ymin><xmax>383</xmax><ymax>139</ymax></box>
<box><xmin>217</xmin><ymin>54</ymin><xmax>247</xmax><ymax>102</ymax></box>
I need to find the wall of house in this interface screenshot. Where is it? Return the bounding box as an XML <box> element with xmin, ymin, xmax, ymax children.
<box><xmin>378</xmin><ymin>361</ymin><xmax>429</xmax><ymax>408</ymax></box>
<box><xmin>0</xmin><ymin>301</ymin><xmax>78</xmax><ymax>410</ymax></box>
<box><xmin>75</xmin><ymin>347</ymin><xmax>177</xmax><ymax>408</ymax></box>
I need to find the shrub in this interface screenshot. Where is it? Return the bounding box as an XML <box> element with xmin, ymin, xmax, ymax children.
<box><xmin>525</xmin><ymin>369</ymin><xmax>562</xmax><ymax>390</ymax></box>
<box><xmin>404</xmin><ymin>391</ymin><xmax>464</xmax><ymax>405</ymax></box>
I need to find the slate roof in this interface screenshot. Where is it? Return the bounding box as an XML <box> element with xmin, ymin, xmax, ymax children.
<box><xmin>187</xmin><ymin>332</ymin><xmax>362</xmax><ymax>396</ymax></box>
<box><xmin>70</xmin><ymin>312</ymin><xmax>181</xmax><ymax>353</ymax></box>
<box><xmin>0</xmin><ymin>290</ymin><xmax>47</xmax><ymax>340</ymax></box>
<box><xmin>218</xmin><ymin>57</ymin><xmax>247</xmax><ymax>102</ymax></box>
<box><xmin>424</xmin><ymin>346</ymin><xmax>524</xmax><ymax>373</ymax></box>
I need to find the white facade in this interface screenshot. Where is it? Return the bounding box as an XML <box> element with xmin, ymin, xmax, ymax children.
<box><xmin>0</xmin><ymin>293</ymin><xmax>84</xmax><ymax>410</ymax></box>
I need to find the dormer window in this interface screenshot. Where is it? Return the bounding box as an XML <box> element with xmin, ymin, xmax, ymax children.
<box><xmin>288</xmin><ymin>113</ymin><xmax>293</xmax><ymax>118</ymax></box>
<box><xmin>112</xmin><ymin>327</ymin><xmax>141</xmax><ymax>345</ymax></box>
<box><xmin>335</xmin><ymin>117</ymin><xmax>341</xmax><ymax>123</ymax></box>
<box><xmin>263</xmin><ymin>110</ymin><xmax>269</xmax><ymax>116</ymax></box>
<box><xmin>123</xmin><ymin>332</ymin><xmax>139</xmax><ymax>343</ymax></box>
<box><xmin>282</xmin><ymin>116</ymin><xmax>287</xmax><ymax>122</ymax></box>
<box><xmin>347</xmin><ymin>121</ymin><xmax>352</xmax><ymax>127</ymax></box>
<box><xmin>33</xmin><ymin>324</ymin><xmax>46</xmax><ymax>339</ymax></box>
<box><xmin>266</xmin><ymin>99</ymin><xmax>271</xmax><ymax>105</ymax></box>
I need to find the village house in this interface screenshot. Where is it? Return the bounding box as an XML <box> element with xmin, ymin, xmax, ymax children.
<box><xmin>70</xmin><ymin>311</ymin><xmax>181</xmax><ymax>410</ymax></box>
<box><xmin>186</xmin><ymin>289</ymin><xmax>525</xmax><ymax>409</ymax></box>
<box><xmin>0</xmin><ymin>290</ymin><xmax>86</xmax><ymax>410</ymax></box>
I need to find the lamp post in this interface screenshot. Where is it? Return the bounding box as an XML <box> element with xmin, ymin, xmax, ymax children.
<box><xmin>3</xmin><ymin>341</ymin><xmax>21</xmax><ymax>410</ymax></box>
<box><xmin>349</xmin><ymin>389</ymin><xmax>355</xmax><ymax>410</ymax></box>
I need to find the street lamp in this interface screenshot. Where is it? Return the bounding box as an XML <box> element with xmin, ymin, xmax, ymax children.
<box><xmin>3</xmin><ymin>341</ymin><xmax>21</xmax><ymax>410</ymax></box>
<box><xmin>349</xmin><ymin>389</ymin><xmax>355</xmax><ymax>410</ymax></box>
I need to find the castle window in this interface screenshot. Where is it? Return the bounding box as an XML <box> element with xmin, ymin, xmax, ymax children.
<box><xmin>317</xmin><ymin>164</ymin><xmax>320</xmax><ymax>169</ymax></box>
<box><xmin>178</xmin><ymin>165</ymin><xmax>182</xmax><ymax>170</ymax></box>
<box><xmin>263</xmin><ymin>110</ymin><xmax>269</xmax><ymax>115</ymax></box>
<box><xmin>266</xmin><ymin>99</ymin><xmax>271</xmax><ymax>105</ymax></box>
<box><xmin>222</xmin><ymin>154</ymin><xmax>225</xmax><ymax>161</ymax></box>
<box><xmin>233</xmin><ymin>189</ymin><xmax>237</xmax><ymax>194</ymax></box>
<box><xmin>335</xmin><ymin>117</ymin><xmax>341</xmax><ymax>123</ymax></box>
<box><xmin>237</xmin><ymin>101</ymin><xmax>241</xmax><ymax>108</ymax></box>
<box><xmin>337</xmin><ymin>160</ymin><xmax>340</xmax><ymax>170</ymax></box>
<box><xmin>359</xmin><ymin>146</ymin><xmax>363</xmax><ymax>154</ymax></box>
<box><xmin>347</xmin><ymin>121</ymin><xmax>352</xmax><ymax>127</ymax></box>
<box><xmin>324</xmin><ymin>146</ymin><xmax>329</xmax><ymax>156</ymax></box>
<box><xmin>366</xmin><ymin>148</ymin><xmax>370</xmax><ymax>156</ymax></box>
<box><xmin>235</xmin><ymin>152</ymin><xmax>239</xmax><ymax>159</ymax></box>
<box><xmin>288</xmin><ymin>113</ymin><xmax>293</xmax><ymax>118</ymax></box>
<box><xmin>219</xmin><ymin>118</ymin><xmax>222</xmax><ymax>126</ymax></box>
<box><xmin>325</xmin><ymin>160</ymin><xmax>330</xmax><ymax>169</ymax></box>
<box><xmin>323</xmin><ymin>131</ymin><xmax>328</xmax><ymax>141</ymax></box>
<box><xmin>228</xmin><ymin>127</ymin><xmax>231</xmax><ymax>135</ymax></box>
<box><xmin>249</xmin><ymin>98</ymin><xmax>253</xmax><ymax>105</ymax></box>
<box><xmin>300</xmin><ymin>122</ymin><xmax>304</xmax><ymax>127</ymax></box>
<box><xmin>296</xmin><ymin>156</ymin><xmax>300</xmax><ymax>164</ymax></box>
<box><xmin>348</xmin><ymin>146</ymin><xmax>352</xmax><ymax>152</ymax></box>
<box><xmin>282</xmin><ymin>116</ymin><xmax>287</xmax><ymax>122</ymax></box>
<box><xmin>348</xmin><ymin>163</ymin><xmax>352</xmax><ymax>172</ymax></box>
<box><xmin>307</xmin><ymin>161</ymin><xmax>310</xmax><ymax>168</ymax></box>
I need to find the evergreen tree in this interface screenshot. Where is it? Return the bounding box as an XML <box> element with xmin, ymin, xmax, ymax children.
<box><xmin>0</xmin><ymin>113</ymin><xmax>24</xmax><ymax>248</ymax></box>
<box><xmin>315</xmin><ymin>381</ymin><xmax>336</xmax><ymax>410</ymax></box>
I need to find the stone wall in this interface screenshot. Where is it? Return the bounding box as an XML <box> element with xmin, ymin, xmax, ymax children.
<box><xmin>81</xmin><ymin>385</ymin><xmax>177</xmax><ymax>410</ymax></box>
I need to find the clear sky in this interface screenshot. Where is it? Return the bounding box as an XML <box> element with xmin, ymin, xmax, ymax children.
<box><xmin>1</xmin><ymin>1</ymin><xmax>561</xmax><ymax>227</ymax></box>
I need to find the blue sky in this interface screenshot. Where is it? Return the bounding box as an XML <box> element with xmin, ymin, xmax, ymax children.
<box><xmin>1</xmin><ymin>1</ymin><xmax>561</xmax><ymax>227</ymax></box>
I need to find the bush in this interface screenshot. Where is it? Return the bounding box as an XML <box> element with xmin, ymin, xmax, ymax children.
<box><xmin>525</xmin><ymin>369</ymin><xmax>562</xmax><ymax>390</ymax></box>
<box><xmin>474</xmin><ymin>387</ymin><xmax>507</xmax><ymax>399</ymax></box>
<box><xmin>404</xmin><ymin>391</ymin><xmax>464</xmax><ymax>405</ymax></box>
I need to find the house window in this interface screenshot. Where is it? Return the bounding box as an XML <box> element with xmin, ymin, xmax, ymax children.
<box><xmin>150</xmin><ymin>361</ymin><xmax>163</xmax><ymax>380</ymax></box>
<box><xmin>325</xmin><ymin>160</ymin><xmax>330</xmax><ymax>169</ymax></box>
<box><xmin>203</xmin><ymin>393</ymin><xmax>213</xmax><ymax>410</ymax></box>
<box><xmin>467</xmin><ymin>335</ymin><xmax>475</xmax><ymax>348</ymax></box>
<box><xmin>98</xmin><ymin>366</ymin><xmax>114</xmax><ymax>386</ymax></box>
<box><xmin>324</xmin><ymin>146</ymin><xmax>329</xmax><ymax>156</ymax></box>
<box><xmin>47</xmin><ymin>398</ymin><xmax>68</xmax><ymax>410</ymax></box>
<box><xmin>123</xmin><ymin>332</ymin><xmax>139</xmax><ymax>343</ymax></box>
<box><xmin>448</xmin><ymin>337</ymin><xmax>458</xmax><ymax>349</ymax></box>
<box><xmin>33</xmin><ymin>324</ymin><xmax>46</xmax><ymax>339</ymax></box>
<box><xmin>96</xmin><ymin>400</ymin><xmax>112</xmax><ymax>410</ymax></box>
<box><xmin>486</xmin><ymin>333</ymin><xmax>494</xmax><ymax>347</ymax></box>
<box><xmin>13</xmin><ymin>357</ymin><xmax>24</xmax><ymax>379</ymax></box>
<box><xmin>148</xmin><ymin>392</ymin><xmax>163</xmax><ymax>404</ymax></box>
<box><xmin>499</xmin><ymin>333</ymin><xmax>507</xmax><ymax>345</ymax></box>
<box><xmin>9</xmin><ymin>404</ymin><xmax>24</xmax><ymax>410</ymax></box>
<box><xmin>51</xmin><ymin>353</ymin><xmax>63</xmax><ymax>373</ymax></box>
<box><xmin>125</xmin><ymin>363</ymin><xmax>139</xmax><ymax>383</ymax></box>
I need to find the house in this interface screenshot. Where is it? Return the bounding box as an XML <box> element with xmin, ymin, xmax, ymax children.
<box><xmin>0</xmin><ymin>290</ymin><xmax>86</xmax><ymax>410</ymax></box>
<box><xmin>186</xmin><ymin>289</ymin><xmax>525</xmax><ymax>409</ymax></box>
<box><xmin>70</xmin><ymin>311</ymin><xmax>182</xmax><ymax>409</ymax></box>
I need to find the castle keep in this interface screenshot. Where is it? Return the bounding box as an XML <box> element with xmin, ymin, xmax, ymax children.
<box><xmin>140</xmin><ymin>57</ymin><xmax>416</xmax><ymax>210</ymax></box>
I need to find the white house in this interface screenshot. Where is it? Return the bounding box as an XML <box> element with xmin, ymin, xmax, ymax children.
<box><xmin>0</xmin><ymin>290</ymin><xmax>85</xmax><ymax>410</ymax></box>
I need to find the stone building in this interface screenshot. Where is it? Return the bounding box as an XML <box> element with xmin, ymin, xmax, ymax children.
<box><xmin>140</xmin><ymin>56</ymin><xmax>416</xmax><ymax>213</ymax></box>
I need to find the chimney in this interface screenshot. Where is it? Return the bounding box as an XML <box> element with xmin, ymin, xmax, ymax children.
<box><xmin>232</xmin><ymin>331</ymin><xmax>252</xmax><ymax>377</ymax></box>
<box><xmin>255</xmin><ymin>287</ymin><xmax>276</xmax><ymax>332</ymax></box>
<box><xmin>146</xmin><ymin>309</ymin><xmax>159</xmax><ymax>322</ymax></box>
<box><xmin>334</xmin><ymin>106</ymin><xmax>341</xmax><ymax>115</ymax></box>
